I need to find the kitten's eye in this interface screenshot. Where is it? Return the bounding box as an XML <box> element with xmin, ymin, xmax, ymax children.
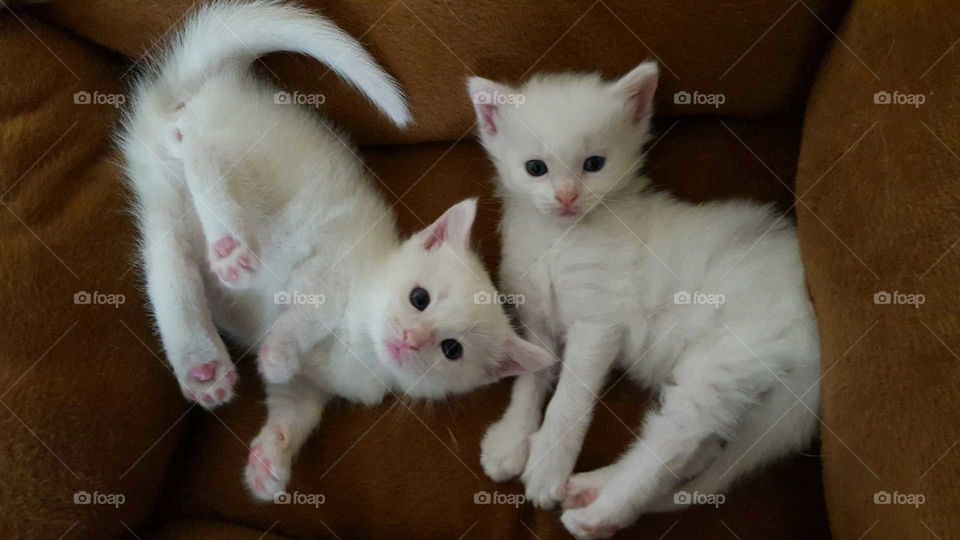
<box><xmin>441</xmin><ymin>338</ymin><xmax>463</xmax><ymax>360</ymax></box>
<box><xmin>583</xmin><ymin>156</ymin><xmax>606</xmax><ymax>172</ymax></box>
<box><xmin>525</xmin><ymin>159</ymin><xmax>548</xmax><ymax>177</ymax></box>
<box><xmin>409</xmin><ymin>287</ymin><xmax>430</xmax><ymax>311</ymax></box>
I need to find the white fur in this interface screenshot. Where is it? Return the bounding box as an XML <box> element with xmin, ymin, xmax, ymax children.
<box><xmin>118</xmin><ymin>1</ymin><xmax>554</xmax><ymax>501</ymax></box>
<box><xmin>469</xmin><ymin>62</ymin><xmax>820</xmax><ymax>538</ymax></box>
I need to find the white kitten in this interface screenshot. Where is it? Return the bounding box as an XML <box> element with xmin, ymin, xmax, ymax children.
<box><xmin>468</xmin><ymin>63</ymin><xmax>820</xmax><ymax>538</ymax></box>
<box><xmin>119</xmin><ymin>1</ymin><xmax>555</xmax><ymax>500</ymax></box>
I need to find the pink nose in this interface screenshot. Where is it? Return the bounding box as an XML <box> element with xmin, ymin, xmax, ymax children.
<box><xmin>554</xmin><ymin>190</ymin><xmax>579</xmax><ymax>207</ymax></box>
<box><xmin>401</xmin><ymin>326</ymin><xmax>432</xmax><ymax>349</ymax></box>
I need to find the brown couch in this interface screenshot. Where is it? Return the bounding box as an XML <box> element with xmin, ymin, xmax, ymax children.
<box><xmin>1</xmin><ymin>1</ymin><xmax>957</xmax><ymax>538</ymax></box>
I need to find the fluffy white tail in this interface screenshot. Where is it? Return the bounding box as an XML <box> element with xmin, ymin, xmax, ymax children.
<box><xmin>147</xmin><ymin>0</ymin><xmax>411</xmax><ymax>127</ymax></box>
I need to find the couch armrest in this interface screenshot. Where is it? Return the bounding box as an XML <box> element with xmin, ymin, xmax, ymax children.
<box><xmin>796</xmin><ymin>1</ymin><xmax>960</xmax><ymax>537</ymax></box>
<box><xmin>0</xmin><ymin>10</ymin><xmax>187</xmax><ymax>539</ymax></box>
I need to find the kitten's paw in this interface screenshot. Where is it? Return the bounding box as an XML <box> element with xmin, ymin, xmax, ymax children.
<box><xmin>257</xmin><ymin>341</ymin><xmax>299</xmax><ymax>385</ymax></box>
<box><xmin>480</xmin><ymin>417</ymin><xmax>533</xmax><ymax>482</ymax></box>
<box><xmin>178</xmin><ymin>356</ymin><xmax>236</xmax><ymax>409</ymax></box>
<box><xmin>209</xmin><ymin>235</ymin><xmax>258</xmax><ymax>290</ymax></box>
<box><xmin>561</xmin><ymin>499</ymin><xmax>631</xmax><ymax>540</ymax></box>
<box><xmin>521</xmin><ymin>430</ymin><xmax>576</xmax><ymax>509</ymax></box>
<box><xmin>244</xmin><ymin>425</ymin><xmax>292</xmax><ymax>501</ymax></box>
<box><xmin>563</xmin><ymin>467</ymin><xmax>615</xmax><ymax>509</ymax></box>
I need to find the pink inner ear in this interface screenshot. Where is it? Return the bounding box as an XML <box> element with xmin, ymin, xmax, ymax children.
<box><xmin>477</xmin><ymin>103</ymin><xmax>498</xmax><ymax>135</ymax></box>
<box><xmin>630</xmin><ymin>82</ymin><xmax>657</xmax><ymax>124</ymax></box>
<box><xmin>495</xmin><ymin>357</ymin><xmax>524</xmax><ymax>378</ymax></box>
<box><xmin>423</xmin><ymin>219</ymin><xmax>447</xmax><ymax>250</ymax></box>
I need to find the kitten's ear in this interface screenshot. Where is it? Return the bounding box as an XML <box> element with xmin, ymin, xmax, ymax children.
<box><xmin>492</xmin><ymin>335</ymin><xmax>557</xmax><ymax>379</ymax></box>
<box><xmin>467</xmin><ymin>77</ymin><xmax>512</xmax><ymax>137</ymax></box>
<box><xmin>612</xmin><ymin>61</ymin><xmax>659</xmax><ymax>124</ymax></box>
<box><xmin>419</xmin><ymin>198</ymin><xmax>478</xmax><ymax>251</ymax></box>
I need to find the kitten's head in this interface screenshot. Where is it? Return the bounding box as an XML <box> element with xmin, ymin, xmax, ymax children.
<box><xmin>467</xmin><ymin>62</ymin><xmax>659</xmax><ymax>221</ymax></box>
<box><xmin>367</xmin><ymin>198</ymin><xmax>555</xmax><ymax>398</ymax></box>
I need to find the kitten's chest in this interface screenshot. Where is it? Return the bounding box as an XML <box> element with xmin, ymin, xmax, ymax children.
<box><xmin>303</xmin><ymin>335</ymin><xmax>389</xmax><ymax>406</ymax></box>
<box><xmin>547</xmin><ymin>233</ymin><xmax>641</xmax><ymax>326</ymax></box>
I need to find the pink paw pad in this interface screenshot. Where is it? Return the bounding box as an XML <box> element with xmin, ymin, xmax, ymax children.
<box><xmin>209</xmin><ymin>236</ymin><xmax>257</xmax><ymax>290</ymax></box>
<box><xmin>189</xmin><ymin>362</ymin><xmax>217</xmax><ymax>382</ymax></box>
<box><xmin>213</xmin><ymin>236</ymin><xmax>237</xmax><ymax>258</ymax></box>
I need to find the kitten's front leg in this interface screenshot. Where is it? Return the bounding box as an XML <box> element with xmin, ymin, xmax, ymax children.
<box><xmin>481</xmin><ymin>317</ymin><xmax>559</xmax><ymax>481</ymax></box>
<box><xmin>258</xmin><ymin>304</ymin><xmax>335</xmax><ymax>384</ymax></box>
<box><xmin>522</xmin><ymin>322</ymin><xmax>620</xmax><ymax>508</ymax></box>
<box><xmin>245</xmin><ymin>376</ymin><xmax>326</xmax><ymax>500</ymax></box>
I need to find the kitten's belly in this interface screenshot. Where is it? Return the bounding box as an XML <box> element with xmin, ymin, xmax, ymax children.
<box><xmin>302</xmin><ymin>338</ymin><xmax>389</xmax><ymax>406</ymax></box>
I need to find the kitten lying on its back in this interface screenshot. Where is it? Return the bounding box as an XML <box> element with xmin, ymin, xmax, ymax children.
<box><xmin>119</xmin><ymin>1</ymin><xmax>555</xmax><ymax>499</ymax></box>
<box><xmin>468</xmin><ymin>63</ymin><xmax>820</xmax><ymax>538</ymax></box>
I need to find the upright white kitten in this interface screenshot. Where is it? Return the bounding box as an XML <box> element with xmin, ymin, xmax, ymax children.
<box><xmin>468</xmin><ymin>63</ymin><xmax>820</xmax><ymax>538</ymax></box>
<box><xmin>119</xmin><ymin>1</ymin><xmax>555</xmax><ymax>499</ymax></box>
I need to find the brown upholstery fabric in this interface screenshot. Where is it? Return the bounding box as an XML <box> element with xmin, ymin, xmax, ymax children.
<box><xmin>37</xmin><ymin>0</ymin><xmax>847</xmax><ymax>143</ymax></box>
<box><xmin>0</xmin><ymin>12</ymin><xmax>189</xmax><ymax>540</ymax></box>
<box><xmin>146</xmin><ymin>520</ymin><xmax>292</xmax><ymax>539</ymax></box>
<box><xmin>796</xmin><ymin>1</ymin><xmax>960</xmax><ymax>538</ymax></box>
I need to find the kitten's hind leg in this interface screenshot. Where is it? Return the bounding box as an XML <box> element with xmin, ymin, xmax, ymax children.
<box><xmin>178</xmin><ymin>138</ymin><xmax>260</xmax><ymax>289</ymax></box>
<box><xmin>245</xmin><ymin>376</ymin><xmax>326</xmax><ymax>501</ymax></box>
<box><xmin>139</xmin><ymin>169</ymin><xmax>236</xmax><ymax>408</ymax></box>
<box><xmin>560</xmin><ymin>343</ymin><xmax>778</xmax><ymax>539</ymax></box>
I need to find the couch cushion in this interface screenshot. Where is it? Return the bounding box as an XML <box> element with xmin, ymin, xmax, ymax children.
<box><xmin>0</xmin><ymin>11</ymin><xmax>189</xmax><ymax>539</ymax></box>
<box><xmin>146</xmin><ymin>519</ymin><xmax>293</xmax><ymax>540</ymax></box>
<box><xmin>33</xmin><ymin>0</ymin><xmax>848</xmax><ymax>144</ymax></box>
<box><xmin>796</xmin><ymin>1</ymin><xmax>960</xmax><ymax>538</ymax></box>
<box><xmin>154</xmin><ymin>126</ymin><xmax>828</xmax><ymax>539</ymax></box>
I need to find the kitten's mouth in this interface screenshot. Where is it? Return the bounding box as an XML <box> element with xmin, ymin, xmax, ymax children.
<box><xmin>384</xmin><ymin>338</ymin><xmax>418</xmax><ymax>367</ymax></box>
<box><xmin>555</xmin><ymin>206</ymin><xmax>582</xmax><ymax>218</ymax></box>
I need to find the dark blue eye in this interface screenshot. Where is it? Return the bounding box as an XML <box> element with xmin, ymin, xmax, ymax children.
<box><xmin>441</xmin><ymin>339</ymin><xmax>463</xmax><ymax>360</ymax></box>
<box><xmin>583</xmin><ymin>156</ymin><xmax>605</xmax><ymax>172</ymax></box>
<box><xmin>409</xmin><ymin>287</ymin><xmax>430</xmax><ymax>311</ymax></box>
<box><xmin>525</xmin><ymin>159</ymin><xmax>548</xmax><ymax>177</ymax></box>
